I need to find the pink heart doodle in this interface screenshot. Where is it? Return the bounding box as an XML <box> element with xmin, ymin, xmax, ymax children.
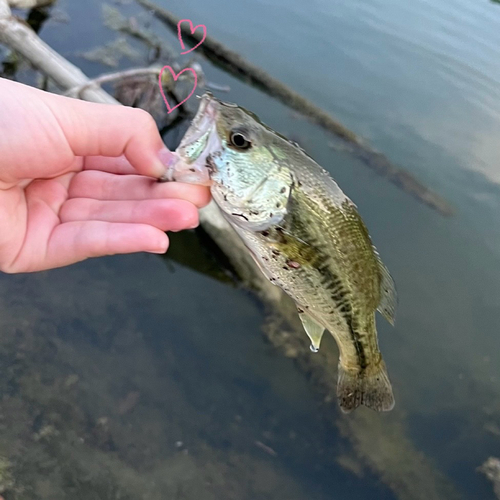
<box><xmin>177</xmin><ymin>19</ymin><xmax>207</xmax><ymax>55</ymax></box>
<box><xmin>158</xmin><ymin>65</ymin><xmax>198</xmax><ymax>114</ymax></box>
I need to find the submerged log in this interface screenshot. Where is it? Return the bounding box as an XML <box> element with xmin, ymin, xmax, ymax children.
<box><xmin>136</xmin><ymin>0</ymin><xmax>454</xmax><ymax>217</ymax></box>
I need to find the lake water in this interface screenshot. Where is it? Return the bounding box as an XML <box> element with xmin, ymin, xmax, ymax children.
<box><xmin>1</xmin><ymin>0</ymin><xmax>500</xmax><ymax>498</ymax></box>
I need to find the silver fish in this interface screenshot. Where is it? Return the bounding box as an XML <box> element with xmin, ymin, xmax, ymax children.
<box><xmin>168</xmin><ymin>94</ymin><xmax>397</xmax><ymax>413</ymax></box>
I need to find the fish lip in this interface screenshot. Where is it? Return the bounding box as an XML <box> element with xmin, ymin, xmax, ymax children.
<box><xmin>179</xmin><ymin>93</ymin><xmax>220</xmax><ymax>148</ymax></box>
<box><xmin>166</xmin><ymin>94</ymin><xmax>221</xmax><ymax>186</ymax></box>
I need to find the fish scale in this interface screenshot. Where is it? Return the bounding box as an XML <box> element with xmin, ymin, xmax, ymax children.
<box><xmin>173</xmin><ymin>94</ymin><xmax>398</xmax><ymax>413</ymax></box>
<box><xmin>245</xmin><ymin>190</ymin><xmax>377</xmax><ymax>366</ymax></box>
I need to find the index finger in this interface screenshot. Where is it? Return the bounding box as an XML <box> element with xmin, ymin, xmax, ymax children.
<box><xmin>44</xmin><ymin>91</ymin><xmax>175</xmax><ymax>178</ymax></box>
<box><xmin>83</xmin><ymin>155</ymin><xmax>138</xmax><ymax>175</ymax></box>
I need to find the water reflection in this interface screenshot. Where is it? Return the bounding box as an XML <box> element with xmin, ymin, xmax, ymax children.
<box><xmin>1</xmin><ymin>0</ymin><xmax>500</xmax><ymax>498</ymax></box>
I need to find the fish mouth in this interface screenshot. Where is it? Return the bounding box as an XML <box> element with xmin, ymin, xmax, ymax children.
<box><xmin>162</xmin><ymin>94</ymin><xmax>221</xmax><ymax>186</ymax></box>
<box><xmin>181</xmin><ymin>93</ymin><xmax>219</xmax><ymax>147</ymax></box>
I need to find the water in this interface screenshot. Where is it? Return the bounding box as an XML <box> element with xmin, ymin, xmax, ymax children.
<box><xmin>1</xmin><ymin>0</ymin><xmax>500</xmax><ymax>498</ymax></box>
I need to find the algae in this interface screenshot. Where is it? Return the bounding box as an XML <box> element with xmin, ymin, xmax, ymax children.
<box><xmin>0</xmin><ymin>456</ymin><xmax>15</xmax><ymax>494</ymax></box>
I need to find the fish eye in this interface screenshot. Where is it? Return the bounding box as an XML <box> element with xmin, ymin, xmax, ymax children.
<box><xmin>229</xmin><ymin>130</ymin><xmax>252</xmax><ymax>150</ymax></box>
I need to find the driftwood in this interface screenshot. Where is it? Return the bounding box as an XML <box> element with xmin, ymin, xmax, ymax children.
<box><xmin>0</xmin><ymin>3</ymin><xmax>461</xmax><ymax>499</ymax></box>
<box><xmin>136</xmin><ymin>0</ymin><xmax>454</xmax><ymax>217</ymax></box>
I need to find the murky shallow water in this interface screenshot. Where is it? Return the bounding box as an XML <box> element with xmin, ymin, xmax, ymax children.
<box><xmin>1</xmin><ymin>0</ymin><xmax>500</xmax><ymax>498</ymax></box>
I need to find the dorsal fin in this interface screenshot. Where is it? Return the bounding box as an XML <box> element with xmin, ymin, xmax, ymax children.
<box><xmin>374</xmin><ymin>251</ymin><xmax>397</xmax><ymax>326</ymax></box>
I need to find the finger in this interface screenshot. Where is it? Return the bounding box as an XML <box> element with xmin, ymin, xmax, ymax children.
<box><xmin>68</xmin><ymin>171</ymin><xmax>211</xmax><ymax>208</ymax></box>
<box><xmin>3</xmin><ymin>196</ymin><xmax>171</xmax><ymax>272</ymax></box>
<box><xmin>42</xmin><ymin>90</ymin><xmax>176</xmax><ymax>178</ymax></box>
<box><xmin>82</xmin><ymin>155</ymin><xmax>138</xmax><ymax>175</ymax></box>
<box><xmin>60</xmin><ymin>198</ymin><xmax>199</xmax><ymax>232</ymax></box>
<box><xmin>45</xmin><ymin>221</ymin><xmax>170</xmax><ymax>269</ymax></box>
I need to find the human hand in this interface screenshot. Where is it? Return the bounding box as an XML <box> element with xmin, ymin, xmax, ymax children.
<box><xmin>0</xmin><ymin>78</ymin><xmax>210</xmax><ymax>273</ymax></box>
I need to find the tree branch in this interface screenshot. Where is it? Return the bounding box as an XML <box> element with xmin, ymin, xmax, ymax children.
<box><xmin>0</xmin><ymin>0</ymin><xmax>117</xmax><ymax>103</ymax></box>
<box><xmin>8</xmin><ymin>0</ymin><xmax>55</xmax><ymax>8</ymax></box>
<box><xmin>64</xmin><ymin>67</ymin><xmax>163</xmax><ymax>98</ymax></box>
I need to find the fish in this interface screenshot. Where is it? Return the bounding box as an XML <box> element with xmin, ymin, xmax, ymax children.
<box><xmin>166</xmin><ymin>94</ymin><xmax>397</xmax><ymax>413</ymax></box>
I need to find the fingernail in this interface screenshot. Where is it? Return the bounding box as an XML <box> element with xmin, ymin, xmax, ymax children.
<box><xmin>150</xmin><ymin>242</ymin><xmax>169</xmax><ymax>254</ymax></box>
<box><xmin>157</xmin><ymin>146</ymin><xmax>179</xmax><ymax>181</ymax></box>
<box><xmin>149</xmin><ymin>234</ymin><xmax>169</xmax><ymax>254</ymax></box>
<box><xmin>158</xmin><ymin>145</ymin><xmax>176</xmax><ymax>165</ymax></box>
<box><xmin>150</xmin><ymin>248</ymin><xmax>167</xmax><ymax>254</ymax></box>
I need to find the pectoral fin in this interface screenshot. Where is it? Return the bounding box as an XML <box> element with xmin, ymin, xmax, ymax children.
<box><xmin>298</xmin><ymin>310</ymin><xmax>325</xmax><ymax>352</ymax></box>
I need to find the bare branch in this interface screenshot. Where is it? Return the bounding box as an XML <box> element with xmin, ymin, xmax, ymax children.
<box><xmin>64</xmin><ymin>67</ymin><xmax>163</xmax><ymax>98</ymax></box>
<box><xmin>205</xmin><ymin>81</ymin><xmax>230</xmax><ymax>92</ymax></box>
<box><xmin>8</xmin><ymin>0</ymin><xmax>55</xmax><ymax>8</ymax></box>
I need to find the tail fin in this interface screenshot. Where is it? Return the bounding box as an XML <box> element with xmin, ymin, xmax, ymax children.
<box><xmin>337</xmin><ymin>361</ymin><xmax>395</xmax><ymax>413</ymax></box>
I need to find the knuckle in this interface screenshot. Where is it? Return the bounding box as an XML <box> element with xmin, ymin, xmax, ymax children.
<box><xmin>131</xmin><ymin>108</ymin><xmax>157</xmax><ymax>131</ymax></box>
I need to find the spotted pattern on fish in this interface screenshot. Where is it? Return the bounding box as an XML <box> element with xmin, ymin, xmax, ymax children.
<box><xmin>174</xmin><ymin>93</ymin><xmax>396</xmax><ymax>412</ymax></box>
